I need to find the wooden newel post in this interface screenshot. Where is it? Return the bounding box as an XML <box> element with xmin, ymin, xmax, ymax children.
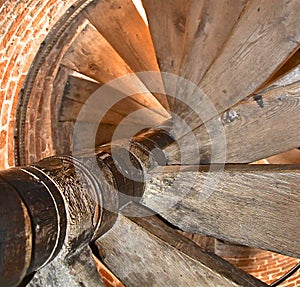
<box><xmin>0</xmin><ymin>128</ymin><xmax>174</xmax><ymax>286</ymax></box>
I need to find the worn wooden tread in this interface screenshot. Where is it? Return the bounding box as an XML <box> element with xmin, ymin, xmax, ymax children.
<box><xmin>84</xmin><ymin>0</ymin><xmax>169</xmax><ymax>110</ymax></box>
<box><xmin>174</xmin><ymin>0</ymin><xmax>247</xmax><ymax>113</ymax></box>
<box><xmin>172</xmin><ymin>0</ymin><xmax>300</xmax><ymax>132</ymax></box>
<box><xmin>61</xmin><ymin>23</ymin><xmax>169</xmax><ymax>121</ymax></box>
<box><xmin>59</xmin><ymin>75</ymin><xmax>167</xmax><ymax>127</ymax></box>
<box><xmin>142</xmin><ymin>164</ymin><xmax>300</xmax><ymax>258</ymax></box>
<box><xmin>142</xmin><ymin>0</ymin><xmax>190</xmax><ymax>110</ymax></box>
<box><xmin>95</xmin><ymin>209</ymin><xmax>267</xmax><ymax>287</ymax></box>
<box><xmin>166</xmin><ymin>81</ymin><xmax>300</xmax><ymax>164</ymax></box>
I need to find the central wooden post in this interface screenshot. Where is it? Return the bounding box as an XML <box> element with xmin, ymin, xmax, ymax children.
<box><xmin>0</xmin><ymin>128</ymin><xmax>174</xmax><ymax>286</ymax></box>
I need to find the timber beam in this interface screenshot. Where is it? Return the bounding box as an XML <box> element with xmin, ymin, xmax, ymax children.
<box><xmin>0</xmin><ymin>128</ymin><xmax>173</xmax><ymax>286</ymax></box>
<box><xmin>142</xmin><ymin>164</ymin><xmax>300</xmax><ymax>258</ymax></box>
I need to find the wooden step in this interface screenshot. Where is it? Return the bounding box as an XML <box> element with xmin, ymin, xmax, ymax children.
<box><xmin>174</xmin><ymin>0</ymin><xmax>247</xmax><ymax>113</ymax></box>
<box><xmin>83</xmin><ymin>0</ymin><xmax>169</xmax><ymax>110</ymax></box>
<box><xmin>59</xmin><ymin>75</ymin><xmax>170</xmax><ymax>143</ymax></box>
<box><xmin>265</xmin><ymin>48</ymin><xmax>300</xmax><ymax>87</ymax></box>
<box><xmin>166</xmin><ymin>80</ymin><xmax>300</xmax><ymax>164</ymax></box>
<box><xmin>266</xmin><ymin>149</ymin><xmax>300</xmax><ymax>164</ymax></box>
<box><xmin>60</xmin><ymin>75</ymin><xmax>163</xmax><ymax>125</ymax></box>
<box><xmin>95</xmin><ymin>204</ymin><xmax>267</xmax><ymax>287</ymax></box>
<box><xmin>172</xmin><ymin>0</ymin><xmax>300</xmax><ymax>128</ymax></box>
<box><xmin>142</xmin><ymin>0</ymin><xmax>191</xmax><ymax>110</ymax></box>
<box><xmin>61</xmin><ymin>24</ymin><xmax>169</xmax><ymax>121</ymax></box>
<box><xmin>142</xmin><ymin>164</ymin><xmax>300</xmax><ymax>258</ymax></box>
<box><xmin>72</xmin><ymin>122</ymin><xmax>152</xmax><ymax>151</ymax></box>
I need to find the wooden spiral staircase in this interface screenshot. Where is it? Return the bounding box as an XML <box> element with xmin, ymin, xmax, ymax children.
<box><xmin>0</xmin><ymin>0</ymin><xmax>299</xmax><ymax>286</ymax></box>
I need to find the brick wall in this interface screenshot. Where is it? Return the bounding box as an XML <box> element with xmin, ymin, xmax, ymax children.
<box><xmin>216</xmin><ymin>240</ymin><xmax>300</xmax><ymax>286</ymax></box>
<box><xmin>0</xmin><ymin>0</ymin><xmax>78</xmax><ymax>169</ymax></box>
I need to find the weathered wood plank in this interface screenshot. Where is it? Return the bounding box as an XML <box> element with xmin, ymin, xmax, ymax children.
<box><xmin>61</xmin><ymin>24</ymin><xmax>131</xmax><ymax>83</ymax></box>
<box><xmin>142</xmin><ymin>0</ymin><xmax>191</xmax><ymax>110</ymax></box>
<box><xmin>95</xmin><ymin>209</ymin><xmax>267</xmax><ymax>287</ymax></box>
<box><xmin>165</xmin><ymin>81</ymin><xmax>300</xmax><ymax>164</ymax></box>
<box><xmin>59</xmin><ymin>76</ymin><xmax>165</xmax><ymax>127</ymax></box>
<box><xmin>173</xmin><ymin>0</ymin><xmax>300</xmax><ymax>131</ymax></box>
<box><xmin>61</xmin><ymin>74</ymin><xmax>101</xmax><ymax>103</ymax></box>
<box><xmin>83</xmin><ymin>0</ymin><xmax>169</xmax><ymax>110</ymax></box>
<box><xmin>60</xmin><ymin>98</ymin><xmax>125</xmax><ymax>124</ymax></box>
<box><xmin>142</xmin><ymin>164</ymin><xmax>300</xmax><ymax>258</ymax></box>
<box><xmin>266</xmin><ymin>48</ymin><xmax>300</xmax><ymax>87</ymax></box>
<box><xmin>59</xmin><ymin>76</ymin><xmax>122</xmax><ymax>124</ymax></box>
<box><xmin>272</xmin><ymin>65</ymin><xmax>300</xmax><ymax>88</ymax></box>
<box><xmin>179</xmin><ymin>232</ymin><xmax>216</xmax><ymax>253</ymax></box>
<box><xmin>92</xmin><ymin>255</ymin><xmax>125</xmax><ymax>287</ymax></box>
<box><xmin>28</xmin><ymin>247</ymin><xmax>104</xmax><ymax>287</ymax></box>
<box><xmin>174</xmin><ymin>0</ymin><xmax>247</xmax><ymax>113</ymax></box>
<box><xmin>123</xmin><ymin>202</ymin><xmax>267</xmax><ymax>287</ymax></box>
<box><xmin>61</xmin><ymin>24</ymin><xmax>169</xmax><ymax>121</ymax></box>
<box><xmin>73</xmin><ymin>122</ymin><xmax>152</xmax><ymax>150</ymax></box>
<box><xmin>142</xmin><ymin>0</ymin><xmax>189</xmax><ymax>73</ymax></box>
<box><xmin>266</xmin><ymin>149</ymin><xmax>300</xmax><ymax>164</ymax></box>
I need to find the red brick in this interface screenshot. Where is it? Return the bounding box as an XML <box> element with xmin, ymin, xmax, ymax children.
<box><xmin>15</xmin><ymin>74</ymin><xmax>26</xmax><ymax>96</ymax></box>
<box><xmin>6</xmin><ymin>80</ymin><xmax>16</xmax><ymax>101</ymax></box>
<box><xmin>7</xmin><ymin>119</ymin><xmax>15</xmax><ymax>167</ymax></box>
<box><xmin>21</xmin><ymin>40</ymin><xmax>32</xmax><ymax>56</ymax></box>
<box><xmin>15</xmin><ymin>18</ymin><xmax>30</xmax><ymax>37</ymax></box>
<box><xmin>1</xmin><ymin>52</ymin><xmax>18</xmax><ymax>87</ymax></box>
<box><xmin>32</xmin><ymin>9</ymin><xmax>47</xmax><ymax>28</ymax></box>
<box><xmin>12</xmin><ymin>6</ymin><xmax>29</xmax><ymax>28</ymax></box>
<box><xmin>0</xmin><ymin>90</ymin><xmax>5</xmax><ymax>113</ymax></box>
<box><xmin>0</xmin><ymin>129</ymin><xmax>7</xmax><ymax>149</ymax></box>
<box><xmin>0</xmin><ymin>58</ymin><xmax>8</xmax><ymax>74</ymax></box>
<box><xmin>28</xmin><ymin>1</ymin><xmax>44</xmax><ymax>18</ymax></box>
<box><xmin>0</xmin><ymin>150</ymin><xmax>5</xmax><ymax>169</ymax></box>
<box><xmin>1</xmin><ymin>30</ymin><xmax>12</xmax><ymax>49</ymax></box>
<box><xmin>1</xmin><ymin>102</ymin><xmax>10</xmax><ymax>126</ymax></box>
<box><xmin>2</xmin><ymin>7</ymin><xmax>29</xmax><ymax>46</ymax></box>
<box><xmin>10</xmin><ymin>91</ymin><xmax>19</xmax><ymax>120</ymax></box>
<box><xmin>22</xmin><ymin>28</ymin><xmax>34</xmax><ymax>43</ymax></box>
<box><xmin>218</xmin><ymin>242</ymin><xmax>300</xmax><ymax>286</ymax></box>
<box><xmin>5</xmin><ymin>40</ymin><xmax>18</xmax><ymax>59</ymax></box>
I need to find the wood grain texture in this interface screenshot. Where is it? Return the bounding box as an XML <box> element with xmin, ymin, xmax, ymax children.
<box><xmin>273</xmin><ymin>66</ymin><xmax>300</xmax><ymax>88</ymax></box>
<box><xmin>93</xmin><ymin>255</ymin><xmax>125</xmax><ymax>287</ymax></box>
<box><xmin>165</xmin><ymin>81</ymin><xmax>300</xmax><ymax>164</ymax></box>
<box><xmin>265</xmin><ymin>48</ymin><xmax>300</xmax><ymax>87</ymax></box>
<box><xmin>0</xmin><ymin>178</ymin><xmax>32</xmax><ymax>287</ymax></box>
<box><xmin>95</xmin><ymin>212</ymin><xmax>266</xmax><ymax>287</ymax></box>
<box><xmin>142</xmin><ymin>164</ymin><xmax>300</xmax><ymax>258</ymax></box>
<box><xmin>84</xmin><ymin>0</ymin><xmax>169</xmax><ymax>110</ymax></box>
<box><xmin>122</xmin><ymin>202</ymin><xmax>267</xmax><ymax>287</ymax></box>
<box><xmin>59</xmin><ymin>76</ymin><xmax>166</xmax><ymax>128</ymax></box>
<box><xmin>60</xmin><ymin>97</ymin><xmax>124</xmax><ymax>124</ymax></box>
<box><xmin>73</xmin><ymin>122</ymin><xmax>152</xmax><ymax>150</ymax></box>
<box><xmin>267</xmin><ymin>149</ymin><xmax>300</xmax><ymax>164</ymax></box>
<box><xmin>61</xmin><ymin>75</ymin><xmax>101</xmax><ymax>104</ymax></box>
<box><xmin>61</xmin><ymin>24</ymin><xmax>169</xmax><ymax>121</ymax></box>
<box><xmin>178</xmin><ymin>232</ymin><xmax>216</xmax><ymax>253</ymax></box>
<box><xmin>173</xmin><ymin>0</ymin><xmax>300</xmax><ymax>131</ymax></box>
<box><xmin>174</xmin><ymin>0</ymin><xmax>247</xmax><ymax>114</ymax></box>
<box><xmin>28</xmin><ymin>247</ymin><xmax>104</xmax><ymax>287</ymax></box>
<box><xmin>142</xmin><ymin>0</ymin><xmax>191</xmax><ymax>110</ymax></box>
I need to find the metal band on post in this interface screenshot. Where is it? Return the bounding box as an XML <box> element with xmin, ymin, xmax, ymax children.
<box><xmin>0</xmin><ymin>167</ymin><xmax>66</xmax><ymax>286</ymax></box>
<box><xmin>0</xmin><ymin>175</ymin><xmax>32</xmax><ymax>287</ymax></box>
